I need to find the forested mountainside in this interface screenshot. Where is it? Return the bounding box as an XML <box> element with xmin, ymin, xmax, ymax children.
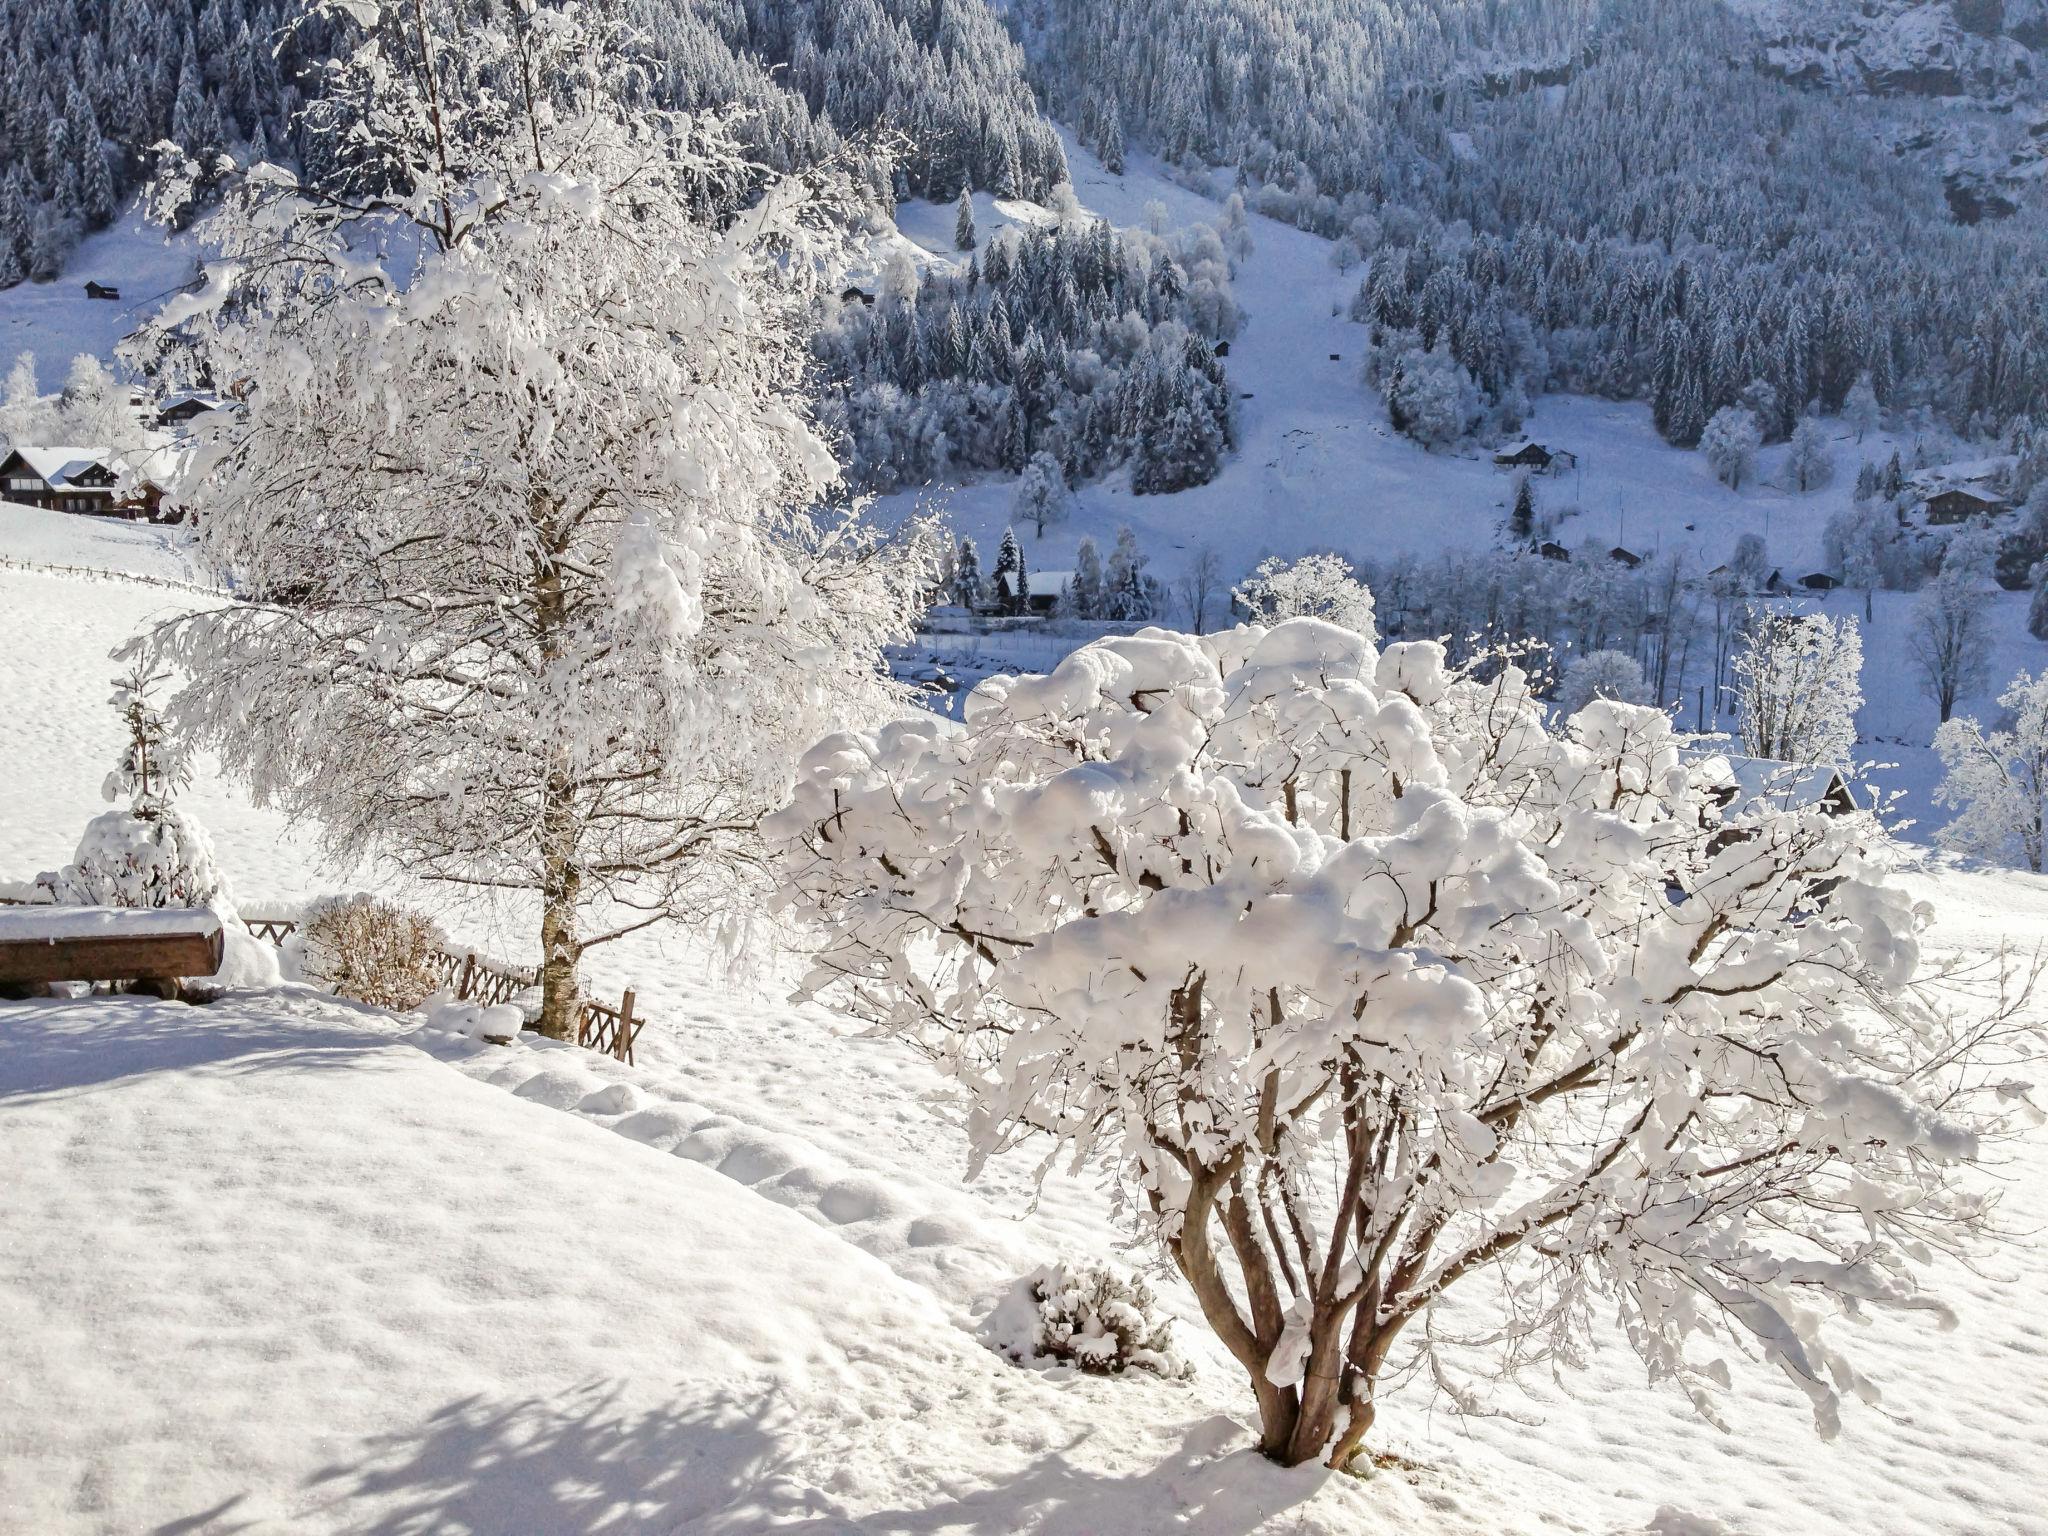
<box><xmin>0</xmin><ymin>0</ymin><xmax>1060</xmax><ymax>288</ymax></box>
<box><xmin>1014</xmin><ymin>0</ymin><xmax>2048</xmax><ymax>443</ymax></box>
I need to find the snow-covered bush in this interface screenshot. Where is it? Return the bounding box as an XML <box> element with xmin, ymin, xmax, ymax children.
<box><xmin>1027</xmin><ymin>1261</ymin><xmax>1190</xmax><ymax>1380</ymax></box>
<box><xmin>773</xmin><ymin>618</ymin><xmax>2026</xmax><ymax>1469</ymax></box>
<box><xmin>1783</xmin><ymin>416</ymin><xmax>1835</xmax><ymax>493</ymax></box>
<box><xmin>1557</xmin><ymin>648</ymin><xmax>1647</xmax><ymax>714</ymax></box>
<box><xmin>298</xmin><ymin>895</ymin><xmax>447</xmax><ymax>1012</ymax></box>
<box><xmin>1232</xmin><ymin>554</ymin><xmax>1376</xmax><ymax>640</ymax></box>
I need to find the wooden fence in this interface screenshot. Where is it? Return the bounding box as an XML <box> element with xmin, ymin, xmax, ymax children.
<box><xmin>244</xmin><ymin>917</ymin><xmax>644</xmax><ymax>1065</ymax></box>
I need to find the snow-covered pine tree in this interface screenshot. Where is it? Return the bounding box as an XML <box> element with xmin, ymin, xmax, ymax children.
<box><xmin>954</xmin><ymin>188</ymin><xmax>976</xmax><ymax>252</ymax></box>
<box><xmin>771</xmin><ymin>617</ymin><xmax>2029</xmax><ymax>1469</ymax></box>
<box><xmin>135</xmin><ymin>0</ymin><xmax>933</xmax><ymax>1040</ymax></box>
<box><xmin>991</xmin><ymin>526</ymin><xmax>1029</xmax><ymax>615</ymax></box>
<box><xmin>1102</xmin><ymin>526</ymin><xmax>1152</xmax><ymax>621</ymax></box>
<box><xmin>1509</xmin><ymin>474</ymin><xmax>1537</xmax><ymax>543</ymax></box>
<box><xmin>1733</xmin><ymin>611</ymin><xmax>1862</xmax><ymax>765</ymax></box>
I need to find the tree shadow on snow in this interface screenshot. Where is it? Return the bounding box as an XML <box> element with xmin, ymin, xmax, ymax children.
<box><xmin>0</xmin><ymin>995</ymin><xmax>385</xmax><ymax>1104</ymax></box>
<box><xmin>288</xmin><ymin>1382</ymin><xmax>1322</xmax><ymax>1535</ymax></box>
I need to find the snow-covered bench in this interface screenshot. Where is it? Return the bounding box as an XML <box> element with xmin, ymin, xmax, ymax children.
<box><xmin>0</xmin><ymin>907</ymin><xmax>225</xmax><ymax>1001</ymax></box>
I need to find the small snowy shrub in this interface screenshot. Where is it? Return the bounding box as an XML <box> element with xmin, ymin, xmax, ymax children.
<box><xmin>1029</xmin><ymin>1261</ymin><xmax>1190</xmax><ymax>1379</ymax></box>
<box><xmin>298</xmin><ymin>895</ymin><xmax>447</xmax><ymax>1011</ymax></box>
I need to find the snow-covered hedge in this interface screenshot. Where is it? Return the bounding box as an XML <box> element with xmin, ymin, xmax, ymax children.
<box><xmin>1026</xmin><ymin>1261</ymin><xmax>1190</xmax><ymax>1380</ymax></box>
<box><xmin>297</xmin><ymin>896</ymin><xmax>446</xmax><ymax>1012</ymax></box>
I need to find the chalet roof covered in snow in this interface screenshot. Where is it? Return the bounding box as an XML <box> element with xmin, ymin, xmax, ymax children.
<box><xmin>7</xmin><ymin>445</ymin><xmax>115</xmax><ymax>487</ymax></box>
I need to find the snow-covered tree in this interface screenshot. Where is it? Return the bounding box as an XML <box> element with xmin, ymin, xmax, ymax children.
<box><xmin>1067</xmin><ymin>534</ymin><xmax>1105</xmax><ymax>619</ymax></box>
<box><xmin>1783</xmin><ymin>416</ymin><xmax>1834</xmax><ymax>493</ymax></box>
<box><xmin>953</xmin><ymin>536</ymin><xmax>986</xmax><ymax>610</ymax></box>
<box><xmin>1701</xmin><ymin>406</ymin><xmax>1762</xmax><ymax>489</ymax></box>
<box><xmin>1558</xmin><ymin>647</ymin><xmax>1647</xmax><ymax>714</ymax></box>
<box><xmin>1385</xmin><ymin>343</ymin><xmax>1477</xmax><ymax>449</ymax></box>
<box><xmin>1177</xmin><ymin>545</ymin><xmax>1224</xmax><ymax>635</ymax></box>
<box><xmin>34</xmin><ymin>662</ymin><xmax>226</xmax><ymax>912</ymax></box>
<box><xmin>772</xmin><ymin>618</ymin><xmax>2025</xmax><ymax>1469</ymax></box>
<box><xmin>0</xmin><ymin>350</ymin><xmax>46</xmax><ymax>449</ymax></box>
<box><xmin>1733</xmin><ymin>611</ymin><xmax>1862</xmax><ymax>765</ymax></box>
<box><xmin>136</xmin><ymin>1</ymin><xmax>932</xmax><ymax>1039</ymax></box>
<box><xmin>1910</xmin><ymin>575</ymin><xmax>1994</xmax><ymax>726</ymax></box>
<box><xmin>954</xmin><ymin>188</ymin><xmax>977</xmax><ymax>252</ymax></box>
<box><xmin>1103</xmin><ymin>525</ymin><xmax>1156</xmax><ymax>621</ymax></box>
<box><xmin>1845</xmin><ymin>374</ymin><xmax>1881</xmax><ymax>443</ymax></box>
<box><xmin>1934</xmin><ymin>669</ymin><xmax>2048</xmax><ymax>872</ymax></box>
<box><xmin>1013</xmin><ymin>452</ymin><xmax>1068</xmax><ymax>538</ymax></box>
<box><xmin>1232</xmin><ymin>553</ymin><xmax>1376</xmax><ymax>640</ymax></box>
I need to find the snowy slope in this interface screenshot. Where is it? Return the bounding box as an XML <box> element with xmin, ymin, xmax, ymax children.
<box><xmin>7</xmin><ymin>500</ymin><xmax>2048</xmax><ymax>1534</ymax></box>
<box><xmin>0</xmin><ymin>208</ymin><xmax>202</xmax><ymax>390</ymax></box>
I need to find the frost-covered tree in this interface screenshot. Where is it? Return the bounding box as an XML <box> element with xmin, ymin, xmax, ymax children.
<box><xmin>1701</xmin><ymin>406</ymin><xmax>1762</xmax><ymax>489</ymax></box>
<box><xmin>954</xmin><ymin>188</ymin><xmax>977</xmax><ymax>252</ymax></box>
<box><xmin>1910</xmin><ymin>575</ymin><xmax>1995</xmax><ymax>726</ymax></box>
<box><xmin>1558</xmin><ymin>647</ymin><xmax>1647</xmax><ymax>714</ymax></box>
<box><xmin>34</xmin><ymin>662</ymin><xmax>226</xmax><ymax>912</ymax></box>
<box><xmin>1508</xmin><ymin>475</ymin><xmax>1537</xmax><ymax>544</ymax></box>
<box><xmin>1733</xmin><ymin>611</ymin><xmax>1862</xmax><ymax>765</ymax></box>
<box><xmin>1013</xmin><ymin>452</ymin><xmax>1068</xmax><ymax>538</ymax></box>
<box><xmin>136</xmin><ymin>1</ymin><xmax>931</xmax><ymax>1039</ymax></box>
<box><xmin>1103</xmin><ymin>525</ymin><xmax>1156</xmax><ymax>621</ymax></box>
<box><xmin>772</xmin><ymin>618</ymin><xmax>2027</xmax><ymax>1469</ymax></box>
<box><xmin>1783</xmin><ymin>416</ymin><xmax>1834</xmax><ymax>493</ymax></box>
<box><xmin>0</xmin><ymin>349</ymin><xmax>47</xmax><ymax>449</ymax></box>
<box><xmin>1934</xmin><ymin>670</ymin><xmax>2048</xmax><ymax>873</ymax></box>
<box><xmin>1067</xmin><ymin>534</ymin><xmax>1104</xmax><ymax>619</ymax></box>
<box><xmin>1233</xmin><ymin>553</ymin><xmax>1376</xmax><ymax>641</ymax></box>
<box><xmin>1845</xmin><ymin>374</ymin><xmax>1880</xmax><ymax>443</ymax></box>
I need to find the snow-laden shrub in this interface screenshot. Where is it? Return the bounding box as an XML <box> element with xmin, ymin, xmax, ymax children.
<box><xmin>34</xmin><ymin>664</ymin><xmax>227</xmax><ymax>912</ymax></box>
<box><xmin>36</xmin><ymin>807</ymin><xmax>226</xmax><ymax>910</ymax></box>
<box><xmin>298</xmin><ymin>895</ymin><xmax>447</xmax><ymax>1011</ymax></box>
<box><xmin>1029</xmin><ymin>1261</ymin><xmax>1190</xmax><ymax>1379</ymax></box>
<box><xmin>773</xmin><ymin>616</ymin><xmax>2032</xmax><ymax>1469</ymax></box>
<box><xmin>421</xmin><ymin>991</ymin><xmax>526</xmax><ymax>1044</ymax></box>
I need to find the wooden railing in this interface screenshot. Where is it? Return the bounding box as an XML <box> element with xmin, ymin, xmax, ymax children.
<box><xmin>244</xmin><ymin>917</ymin><xmax>644</xmax><ymax>1065</ymax></box>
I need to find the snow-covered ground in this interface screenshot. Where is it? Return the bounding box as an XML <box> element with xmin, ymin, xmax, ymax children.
<box><xmin>6</xmin><ymin>481</ymin><xmax>2048</xmax><ymax>1535</ymax></box>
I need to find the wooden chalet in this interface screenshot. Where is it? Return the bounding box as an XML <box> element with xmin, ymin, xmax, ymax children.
<box><xmin>1924</xmin><ymin>487</ymin><xmax>2009</xmax><ymax>525</ymax></box>
<box><xmin>155</xmin><ymin>393</ymin><xmax>226</xmax><ymax>430</ymax></box>
<box><xmin>0</xmin><ymin>446</ymin><xmax>121</xmax><ymax>513</ymax></box>
<box><xmin>1799</xmin><ymin>572</ymin><xmax>1841</xmax><ymax>592</ymax></box>
<box><xmin>1537</xmin><ymin>540</ymin><xmax>1572</xmax><ymax>563</ymax></box>
<box><xmin>1608</xmin><ymin>545</ymin><xmax>1643</xmax><ymax>568</ymax></box>
<box><xmin>1494</xmin><ymin>441</ymin><xmax>1575</xmax><ymax>473</ymax></box>
<box><xmin>82</xmin><ymin>280</ymin><xmax>119</xmax><ymax>301</ymax></box>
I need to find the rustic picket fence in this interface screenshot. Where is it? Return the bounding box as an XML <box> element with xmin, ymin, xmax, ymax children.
<box><xmin>244</xmin><ymin>917</ymin><xmax>644</xmax><ymax>1065</ymax></box>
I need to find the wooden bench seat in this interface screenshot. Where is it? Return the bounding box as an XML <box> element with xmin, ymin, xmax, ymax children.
<box><xmin>0</xmin><ymin>907</ymin><xmax>225</xmax><ymax>1000</ymax></box>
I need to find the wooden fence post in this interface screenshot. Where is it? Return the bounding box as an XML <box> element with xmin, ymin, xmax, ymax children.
<box><xmin>458</xmin><ymin>951</ymin><xmax>476</xmax><ymax>1001</ymax></box>
<box><xmin>616</xmin><ymin>990</ymin><xmax>636</xmax><ymax>1064</ymax></box>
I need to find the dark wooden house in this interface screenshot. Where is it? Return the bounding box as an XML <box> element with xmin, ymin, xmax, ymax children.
<box><xmin>1924</xmin><ymin>487</ymin><xmax>2008</xmax><ymax>525</ymax></box>
<box><xmin>83</xmin><ymin>280</ymin><xmax>119</xmax><ymax>301</ymax></box>
<box><xmin>0</xmin><ymin>447</ymin><xmax>121</xmax><ymax>513</ymax></box>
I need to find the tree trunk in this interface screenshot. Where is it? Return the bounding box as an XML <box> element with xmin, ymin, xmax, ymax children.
<box><xmin>536</xmin><ymin>784</ymin><xmax>583</xmax><ymax>1040</ymax></box>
